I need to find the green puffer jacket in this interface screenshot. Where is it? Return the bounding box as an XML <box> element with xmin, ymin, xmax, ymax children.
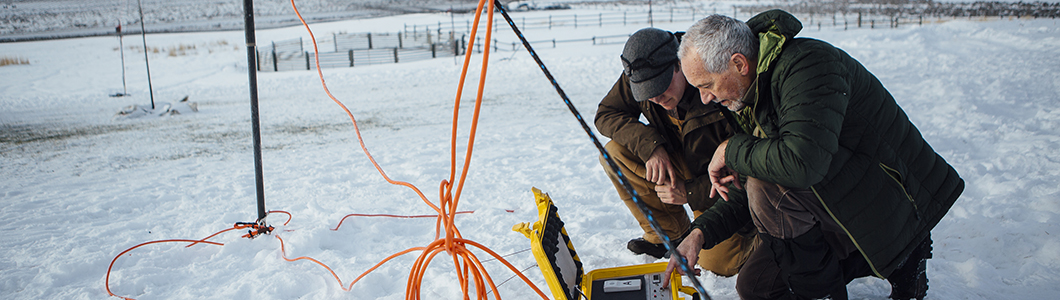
<box><xmin>595</xmin><ymin>72</ymin><xmax>734</xmax><ymax>212</ymax></box>
<box><xmin>693</xmin><ymin>9</ymin><xmax>964</xmax><ymax>278</ymax></box>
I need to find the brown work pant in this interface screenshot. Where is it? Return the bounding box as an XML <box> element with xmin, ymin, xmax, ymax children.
<box><xmin>600</xmin><ymin>141</ymin><xmax>754</xmax><ymax>276</ymax></box>
<box><xmin>738</xmin><ymin>178</ymin><xmax>866</xmax><ymax>299</ymax></box>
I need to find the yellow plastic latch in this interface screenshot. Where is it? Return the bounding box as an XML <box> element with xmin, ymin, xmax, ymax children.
<box><xmin>512</xmin><ymin>222</ymin><xmax>533</xmax><ymax>239</ymax></box>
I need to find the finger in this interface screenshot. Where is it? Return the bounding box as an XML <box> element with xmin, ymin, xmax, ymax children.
<box><xmin>645</xmin><ymin>167</ymin><xmax>655</xmax><ymax>184</ymax></box>
<box><xmin>718</xmin><ymin>174</ymin><xmax>737</xmax><ymax>185</ymax></box>
<box><xmin>666</xmin><ymin>167</ymin><xmax>676</xmax><ymax>187</ymax></box>
<box><xmin>662</xmin><ymin>260</ymin><xmax>675</xmax><ymax>288</ymax></box>
<box><xmin>650</xmin><ymin>167</ymin><xmax>663</xmax><ymax>185</ymax></box>
<box><xmin>716</xmin><ymin>184</ymin><xmax>731</xmax><ymax>201</ymax></box>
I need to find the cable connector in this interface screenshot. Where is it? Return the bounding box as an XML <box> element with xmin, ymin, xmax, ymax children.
<box><xmin>235</xmin><ymin>221</ymin><xmax>274</xmax><ymax>239</ymax></box>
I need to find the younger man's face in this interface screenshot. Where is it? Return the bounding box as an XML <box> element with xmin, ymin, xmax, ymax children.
<box><xmin>646</xmin><ymin>66</ymin><xmax>687</xmax><ymax>111</ymax></box>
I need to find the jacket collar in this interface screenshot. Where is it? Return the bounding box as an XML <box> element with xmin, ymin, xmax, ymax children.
<box><xmin>746</xmin><ymin>9</ymin><xmax>803</xmax><ymax>76</ymax></box>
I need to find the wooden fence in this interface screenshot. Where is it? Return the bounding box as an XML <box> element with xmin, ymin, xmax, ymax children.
<box><xmin>256</xmin><ymin>31</ymin><xmax>457</xmax><ymax>72</ymax></box>
<box><xmin>256</xmin><ymin>4</ymin><xmax>1059</xmax><ymax>72</ymax></box>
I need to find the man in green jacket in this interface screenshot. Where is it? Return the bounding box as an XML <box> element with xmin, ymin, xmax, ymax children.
<box><xmin>595</xmin><ymin>27</ymin><xmax>755</xmax><ymax>276</ymax></box>
<box><xmin>662</xmin><ymin>11</ymin><xmax>963</xmax><ymax>300</ymax></box>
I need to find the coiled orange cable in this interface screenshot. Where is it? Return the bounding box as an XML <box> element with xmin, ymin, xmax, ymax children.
<box><xmin>289</xmin><ymin>0</ymin><xmax>548</xmax><ymax>298</ymax></box>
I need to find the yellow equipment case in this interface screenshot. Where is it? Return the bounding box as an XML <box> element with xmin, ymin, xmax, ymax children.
<box><xmin>513</xmin><ymin>188</ymin><xmax>701</xmax><ymax>300</ymax></box>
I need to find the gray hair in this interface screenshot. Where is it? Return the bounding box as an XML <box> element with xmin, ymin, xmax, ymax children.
<box><xmin>678</xmin><ymin>15</ymin><xmax>758</xmax><ymax>74</ymax></box>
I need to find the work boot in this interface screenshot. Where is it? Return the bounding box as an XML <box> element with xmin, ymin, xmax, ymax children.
<box><xmin>627</xmin><ymin>238</ymin><xmax>668</xmax><ymax>259</ymax></box>
<box><xmin>888</xmin><ymin>235</ymin><xmax>932</xmax><ymax>300</ymax></box>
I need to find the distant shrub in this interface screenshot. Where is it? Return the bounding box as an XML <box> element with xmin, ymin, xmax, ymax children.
<box><xmin>0</xmin><ymin>56</ymin><xmax>30</xmax><ymax>67</ymax></box>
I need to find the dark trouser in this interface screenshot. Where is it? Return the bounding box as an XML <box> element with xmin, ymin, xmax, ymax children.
<box><xmin>737</xmin><ymin>178</ymin><xmax>871</xmax><ymax>300</ymax></box>
<box><xmin>737</xmin><ymin>225</ymin><xmax>874</xmax><ymax>300</ymax></box>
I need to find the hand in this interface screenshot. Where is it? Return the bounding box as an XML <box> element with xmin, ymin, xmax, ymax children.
<box><xmin>645</xmin><ymin>147</ymin><xmax>676</xmax><ymax>187</ymax></box>
<box><xmin>655</xmin><ymin>180</ymin><xmax>687</xmax><ymax>205</ymax></box>
<box><xmin>708</xmin><ymin>139</ymin><xmax>742</xmax><ymax>201</ymax></box>
<box><xmin>662</xmin><ymin>229</ymin><xmax>704</xmax><ymax>288</ymax></box>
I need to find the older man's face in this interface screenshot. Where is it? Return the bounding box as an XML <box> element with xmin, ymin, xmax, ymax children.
<box><xmin>680</xmin><ymin>52</ymin><xmax>753</xmax><ymax>111</ymax></box>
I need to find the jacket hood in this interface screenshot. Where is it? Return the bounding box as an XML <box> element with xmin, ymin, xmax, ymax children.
<box><xmin>746</xmin><ymin>9</ymin><xmax>803</xmax><ymax>74</ymax></box>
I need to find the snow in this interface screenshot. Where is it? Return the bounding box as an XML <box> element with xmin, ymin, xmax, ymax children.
<box><xmin>2</xmin><ymin>4</ymin><xmax>1060</xmax><ymax>300</ymax></box>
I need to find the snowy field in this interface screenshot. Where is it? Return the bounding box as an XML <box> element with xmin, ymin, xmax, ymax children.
<box><xmin>2</xmin><ymin>4</ymin><xmax>1060</xmax><ymax>300</ymax></box>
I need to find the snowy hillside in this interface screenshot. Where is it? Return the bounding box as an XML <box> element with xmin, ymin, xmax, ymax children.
<box><xmin>2</xmin><ymin>4</ymin><xmax>1060</xmax><ymax>300</ymax></box>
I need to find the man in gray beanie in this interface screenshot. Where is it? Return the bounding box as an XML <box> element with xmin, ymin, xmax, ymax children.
<box><xmin>594</xmin><ymin>27</ymin><xmax>756</xmax><ymax>277</ymax></box>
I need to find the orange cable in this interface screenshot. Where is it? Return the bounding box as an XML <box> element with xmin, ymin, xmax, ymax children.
<box><xmin>288</xmin><ymin>0</ymin><xmax>441</xmax><ymax>217</ymax></box>
<box><xmin>330</xmin><ymin>210</ymin><xmax>475</xmax><ymax>231</ymax></box>
<box><xmin>288</xmin><ymin>0</ymin><xmax>547</xmax><ymax>298</ymax></box>
<box><xmin>184</xmin><ymin>227</ymin><xmax>241</xmax><ymax>248</ymax></box>
<box><xmin>106</xmin><ymin>239</ymin><xmax>226</xmax><ymax>300</ymax></box>
<box><xmin>268</xmin><ymin>210</ymin><xmax>293</xmax><ymax>225</ymax></box>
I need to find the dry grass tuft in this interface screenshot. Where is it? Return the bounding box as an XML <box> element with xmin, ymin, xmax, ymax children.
<box><xmin>0</xmin><ymin>56</ymin><xmax>30</xmax><ymax>67</ymax></box>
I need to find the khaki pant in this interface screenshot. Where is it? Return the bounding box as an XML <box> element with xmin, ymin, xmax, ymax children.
<box><xmin>600</xmin><ymin>141</ymin><xmax>754</xmax><ymax>276</ymax></box>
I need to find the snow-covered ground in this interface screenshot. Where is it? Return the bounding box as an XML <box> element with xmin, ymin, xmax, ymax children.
<box><xmin>2</xmin><ymin>4</ymin><xmax>1059</xmax><ymax>300</ymax></box>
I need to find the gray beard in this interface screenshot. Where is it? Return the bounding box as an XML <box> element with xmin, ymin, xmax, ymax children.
<box><xmin>725</xmin><ymin>100</ymin><xmax>747</xmax><ymax>112</ymax></box>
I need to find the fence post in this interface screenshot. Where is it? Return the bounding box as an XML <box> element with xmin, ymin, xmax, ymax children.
<box><xmin>394</xmin><ymin>48</ymin><xmax>399</xmax><ymax>63</ymax></box>
<box><xmin>858</xmin><ymin>12</ymin><xmax>862</xmax><ymax>28</ymax></box>
<box><xmin>600</xmin><ymin>13</ymin><xmax>603</xmax><ymax>27</ymax></box>
<box><xmin>333</xmin><ymin>33</ymin><xmax>338</xmax><ymax>52</ymax></box>
<box><xmin>552</xmin><ymin>39</ymin><xmax>556</xmax><ymax>48</ymax></box>
<box><xmin>623</xmin><ymin>11</ymin><xmax>626</xmax><ymax>25</ymax></box>
<box><xmin>271</xmin><ymin>41</ymin><xmax>278</xmax><ymax>72</ymax></box>
<box><xmin>549</xmin><ymin>15</ymin><xmax>552</xmax><ymax>29</ymax></box>
<box><xmin>456</xmin><ymin>34</ymin><xmax>463</xmax><ymax>56</ymax></box>
<box><xmin>431</xmin><ymin>44</ymin><xmax>436</xmax><ymax>58</ymax></box>
<box><xmin>575</xmin><ymin>14</ymin><xmax>578</xmax><ymax>29</ymax></box>
<box><xmin>349</xmin><ymin>49</ymin><xmax>354</xmax><ymax>67</ymax></box>
<box><xmin>398</xmin><ymin>32</ymin><xmax>403</xmax><ymax>49</ymax></box>
<box><xmin>670</xmin><ymin>7</ymin><xmax>673</xmax><ymax>22</ymax></box>
<box><xmin>305</xmin><ymin>51</ymin><xmax>310</xmax><ymax>70</ymax></box>
<box><xmin>592</xmin><ymin>36</ymin><xmax>596</xmax><ymax>45</ymax></box>
<box><xmin>368</xmin><ymin>33</ymin><xmax>373</xmax><ymax>49</ymax></box>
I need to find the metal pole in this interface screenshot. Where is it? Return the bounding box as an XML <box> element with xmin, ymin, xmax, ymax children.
<box><xmin>137</xmin><ymin>0</ymin><xmax>155</xmax><ymax>109</ymax></box>
<box><xmin>117</xmin><ymin>21</ymin><xmax>128</xmax><ymax>96</ymax></box>
<box><xmin>649</xmin><ymin>0</ymin><xmax>653</xmax><ymax>27</ymax></box>
<box><xmin>242</xmin><ymin>0</ymin><xmax>267</xmax><ymax>222</ymax></box>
